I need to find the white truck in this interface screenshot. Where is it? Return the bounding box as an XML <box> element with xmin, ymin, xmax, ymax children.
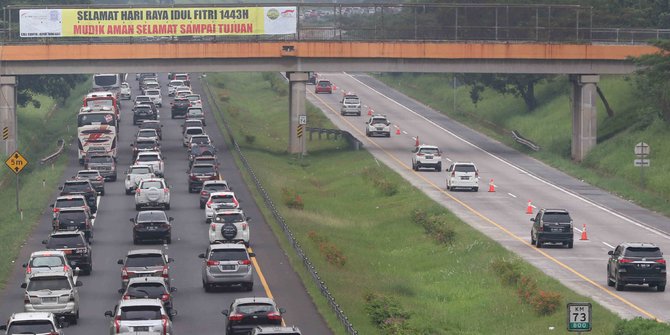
<box><xmin>77</xmin><ymin>124</ymin><xmax>117</xmax><ymax>165</ymax></box>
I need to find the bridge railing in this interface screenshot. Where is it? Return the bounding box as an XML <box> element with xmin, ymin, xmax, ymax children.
<box><xmin>2</xmin><ymin>3</ymin><xmax>668</xmax><ymax>45</ymax></box>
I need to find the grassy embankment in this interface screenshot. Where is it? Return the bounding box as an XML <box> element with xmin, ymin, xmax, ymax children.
<box><xmin>0</xmin><ymin>81</ymin><xmax>89</xmax><ymax>290</ymax></box>
<box><xmin>375</xmin><ymin>74</ymin><xmax>670</xmax><ymax>218</ymax></box>
<box><xmin>203</xmin><ymin>72</ymin><xmax>628</xmax><ymax>335</ymax></box>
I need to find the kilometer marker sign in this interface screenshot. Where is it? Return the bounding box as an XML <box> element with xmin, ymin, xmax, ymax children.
<box><xmin>567</xmin><ymin>302</ymin><xmax>592</xmax><ymax>332</ymax></box>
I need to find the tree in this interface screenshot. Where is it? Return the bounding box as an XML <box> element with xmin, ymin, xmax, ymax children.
<box><xmin>633</xmin><ymin>40</ymin><xmax>670</xmax><ymax>123</ymax></box>
<box><xmin>458</xmin><ymin>74</ymin><xmax>548</xmax><ymax>112</ymax></box>
<box><xmin>17</xmin><ymin>75</ymin><xmax>87</xmax><ymax>108</ymax></box>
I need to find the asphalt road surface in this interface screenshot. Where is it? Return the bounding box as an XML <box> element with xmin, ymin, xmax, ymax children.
<box><xmin>0</xmin><ymin>75</ymin><xmax>333</xmax><ymax>335</ymax></box>
<box><xmin>308</xmin><ymin>73</ymin><xmax>670</xmax><ymax>321</ymax></box>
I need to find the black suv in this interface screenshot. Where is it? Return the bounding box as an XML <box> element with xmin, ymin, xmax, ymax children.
<box><xmin>59</xmin><ymin>179</ymin><xmax>98</xmax><ymax>212</ymax></box>
<box><xmin>53</xmin><ymin>207</ymin><xmax>93</xmax><ymax>242</ymax></box>
<box><xmin>43</xmin><ymin>231</ymin><xmax>93</xmax><ymax>274</ymax></box>
<box><xmin>607</xmin><ymin>242</ymin><xmax>666</xmax><ymax>292</ymax></box>
<box><xmin>171</xmin><ymin>97</ymin><xmax>191</xmax><ymax>119</ymax></box>
<box><xmin>131</xmin><ymin>210</ymin><xmax>173</xmax><ymax>244</ymax></box>
<box><xmin>530</xmin><ymin>209</ymin><xmax>574</xmax><ymax>248</ymax></box>
<box><xmin>133</xmin><ymin>104</ymin><xmax>157</xmax><ymax>125</ymax></box>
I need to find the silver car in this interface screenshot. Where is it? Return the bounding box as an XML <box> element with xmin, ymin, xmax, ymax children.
<box><xmin>104</xmin><ymin>299</ymin><xmax>175</xmax><ymax>335</ymax></box>
<box><xmin>135</xmin><ymin>178</ymin><xmax>170</xmax><ymax>210</ymax></box>
<box><xmin>21</xmin><ymin>272</ymin><xmax>82</xmax><ymax>324</ymax></box>
<box><xmin>118</xmin><ymin>249</ymin><xmax>173</xmax><ymax>289</ymax></box>
<box><xmin>0</xmin><ymin>312</ymin><xmax>66</xmax><ymax>335</ymax></box>
<box><xmin>125</xmin><ymin>165</ymin><xmax>156</xmax><ymax>195</ymax></box>
<box><xmin>22</xmin><ymin>250</ymin><xmax>75</xmax><ymax>283</ymax></box>
<box><xmin>199</xmin><ymin>243</ymin><xmax>254</xmax><ymax>292</ymax></box>
<box><xmin>134</xmin><ymin>152</ymin><xmax>164</xmax><ymax>177</ymax></box>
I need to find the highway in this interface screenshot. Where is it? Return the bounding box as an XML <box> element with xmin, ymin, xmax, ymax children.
<box><xmin>0</xmin><ymin>75</ymin><xmax>333</xmax><ymax>334</ymax></box>
<box><xmin>308</xmin><ymin>73</ymin><xmax>670</xmax><ymax>321</ymax></box>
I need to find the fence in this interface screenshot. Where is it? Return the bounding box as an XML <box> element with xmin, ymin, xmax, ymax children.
<box><xmin>39</xmin><ymin>138</ymin><xmax>65</xmax><ymax>165</ymax></box>
<box><xmin>511</xmin><ymin>130</ymin><xmax>540</xmax><ymax>152</ymax></box>
<box><xmin>306</xmin><ymin>127</ymin><xmax>362</xmax><ymax>150</ymax></box>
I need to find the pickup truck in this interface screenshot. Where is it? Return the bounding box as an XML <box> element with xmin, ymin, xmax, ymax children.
<box><xmin>171</xmin><ymin>97</ymin><xmax>190</xmax><ymax>119</ymax></box>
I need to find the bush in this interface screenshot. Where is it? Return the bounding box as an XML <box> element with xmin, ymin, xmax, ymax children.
<box><xmin>361</xmin><ymin>167</ymin><xmax>399</xmax><ymax>197</ymax></box>
<box><xmin>308</xmin><ymin>231</ymin><xmax>346</xmax><ymax>267</ymax></box>
<box><xmin>410</xmin><ymin>209</ymin><xmax>456</xmax><ymax>245</ymax></box>
<box><xmin>614</xmin><ymin>317</ymin><xmax>670</xmax><ymax>335</ymax></box>
<box><xmin>492</xmin><ymin>258</ymin><xmax>561</xmax><ymax>315</ymax></box>
<box><xmin>490</xmin><ymin>258</ymin><xmax>521</xmax><ymax>286</ymax></box>
<box><xmin>364</xmin><ymin>293</ymin><xmax>413</xmax><ymax>335</ymax></box>
<box><xmin>281</xmin><ymin>187</ymin><xmax>304</xmax><ymax>210</ymax></box>
<box><xmin>530</xmin><ymin>291</ymin><xmax>561</xmax><ymax>316</ymax></box>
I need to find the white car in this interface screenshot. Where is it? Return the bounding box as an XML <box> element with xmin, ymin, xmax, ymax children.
<box><xmin>0</xmin><ymin>312</ymin><xmax>66</xmax><ymax>335</ymax></box>
<box><xmin>188</xmin><ymin>134</ymin><xmax>211</xmax><ymax>149</ymax></box>
<box><xmin>167</xmin><ymin>80</ymin><xmax>186</xmax><ymax>96</ymax></box>
<box><xmin>104</xmin><ymin>298</ymin><xmax>175</xmax><ymax>335</ymax></box>
<box><xmin>183</xmin><ymin>126</ymin><xmax>205</xmax><ymax>147</ymax></box>
<box><xmin>136</xmin><ymin>128</ymin><xmax>159</xmax><ymax>142</ymax></box>
<box><xmin>144</xmin><ymin>88</ymin><xmax>163</xmax><ymax>107</ymax></box>
<box><xmin>184</xmin><ymin>94</ymin><xmax>202</xmax><ymax>108</ymax></box>
<box><xmin>125</xmin><ymin>164</ymin><xmax>156</xmax><ymax>195</ymax></box>
<box><xmin>208</xmin><ymin>209</ymin><xmax>251</xmax><ymax>246</ymax></box>
<box><xmin>134</xmin><ymin>151</ymin><xmax>164</xmax><ymax>177</ymax></box>
<box><xmin>22</xmin><ymin>250</ymin><xmax>75</xmax><ymax>283</ymax></box>
<box><xmin>365</xmin><ymin>114</ymin><xmax>391</xmax><ymax>137</ymax></box>
<box><xmin>134</xmin><ymin>178</ymin><xmax>170</xmax><ymax>210</ymax></box>
<box><xmin>446</xmin><ymin>162</ymin><xmax>480</xmax><ymax>192</ymax></box>
<box><xmin>134</xmin><ymin>95</ymin><xmax>152</xmax><ymax>107</ymax></box>
<box><xmin>411</xmin><ymin>144</ymin><xmax>442</xmax><ymax>172</ymax></box>
<box><xmin>204</xmin><ymin>191</ymin><xmax>240</xmax><ymax>223</ymax></box>
<box><xmin>175</xmin><ymin>88</ymin><xmax>192</xmax><ymax>98</ymax></box>
<box><xmin>120</xmin><ymin>82</ymin><xmax>132</xmax><ymax>100</ymax></box>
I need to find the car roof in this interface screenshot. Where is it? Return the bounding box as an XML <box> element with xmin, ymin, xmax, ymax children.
<box><xmin>193</xmin><ymin>163</ymin><xmax>216</xmax><ymax>168</ymax></box>
<box><xmin>233</xmin><ymin>297</ymin><xmax>276</xmax><ymax>306</ymax></box>
<box><xmin>56</xmin><ymin>207</ymin><xmax>88</xmax><ymax>213</ymax></box>
<box><xmin>30</xmin><ymin>250</ymin><xmax>67</xmax><ymax>257</ymax></box>
<box><xmin>215</xmin><ymin>209</ymin><xmax>244</xmax><ymax>215</ymax></box>
<box><xmin>49</xmin><ymin>230</ymin><xmax>85</xmax><ymax>237</ymax></box>
<box><xmin>542</xmin><ymin>208</ymin><xmax>570</xmax><ymax>214</ymax></box>
<box><xmin>127</xmin><ymin>276</ymin><xmax>169</xmax><ymax>285</ymax></box>
<box><xmin>453</xmin><ymin>162</ymin><xmax>476</xmax><ymax>166</ymax></box>
<box><xmin>27</xmin><ymin>270</ymin><xmax>71</xmax><ymax>279</ymax></box>
<box><xmin>142</xmin><ymin>120</ymin><xmax>160</xmax><ymax>124</ymax></box>
<box><xmin>137</xmin><ymin>151</ymin><xmax>161</xmax><ymax>156</ymax></box>
<box><xmin>417</xmin><ymin>144</ymin><xmax>439</xmax><ymax>150</ymax></box>
<box><xmin>203</xmin><ymin>180</ymin><xmax>227</xmax><ymax>186</ymax></box>
<box><xmin>210</xmin><ymin>242</ymin><xmax>248</xmax><ymax>251</ymax></box>
<box><xmin>56</xmin><ymin>195</ymin><xmax>87</xmax><ymax>200</ymax></box>
<box><xmin>210</xmin><ymin>191</ymin><xmax>235</xmax><ymax>197</ymax></box>
<box><xmin>8</xmin><ymin>312</ymin><xmax>56</xmax><ymax>322</ymax></box>
<box><xmin>127</xmin><ymin>248</ymin><xmax>165</xmax><ymax>256</ymax></box>
<box><xmin>139</xmin><ymin>178</ymin><xmax>165</xmax><ymax>183</ymax></box>
<box><xmin>621</xmin><ymin>242</ymin><xmax>659</xmax><ymax>248</ymax></box>
<box><xmin>64</xmin><ymin>179</ymin><xmax>90</xmax><ymax>184</ymax></box>
<box><xmin>77</xmin><ymin>169</ymin><xmax>100</xmax><ymax>174</ymax></box>
<box><xmin>253</xmin><ymin>326</ymin><xmax>301</xmax><ymax>334</ymax></box>
<box><xmin>117</xmin><ymin>298</ymin><xmax>163</xmax><ymax>307</ymax></box>
<box><xmin>130</xmin><ymin>164</ymin><xmax>154</xmax><ymax>169</ymax></box>
<box><xmin>185</xmin><ymin>126</ymin><xmax>204</xmax><ymax>131</ymax></box>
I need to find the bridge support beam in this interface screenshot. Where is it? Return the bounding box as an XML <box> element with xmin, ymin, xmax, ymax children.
<box><xmin>571</xmin><ymin>74</ymin><xmax>599</xmax><ymax>162</ymax></box>
<box><xmin>0</xmin><ymin>76</ymin><xmax>17</xmax><ymax>156</ymax></box>
<box><xmin>287</xmin><ymin>72</ymin><xmax>308</xmax><ymax>155</ymax></box>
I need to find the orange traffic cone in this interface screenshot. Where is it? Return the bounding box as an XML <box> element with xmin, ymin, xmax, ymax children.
<box><xmin>395</xmin><ymin>127</ymin><xmax>401</xmax><ymax>135</ymax></box>
<box><xmin>526</xmin><ymin>200</ymin><xmax>533</xmax><ymax>214</ymax></box>
<box><xmin>415</xmin><ymin>136</ymin><xmax>420</xmax><ymax>147</ymax></box>
<box><xmin>488</xmin><ymin>179</ymin><xmax>495</xmax><ymax>192</ymax></box>
<box><xmin>332</xmin><ymin>84</ymin><xmax>337</xmax><ymax>91</ymax></box>
<box><xmin>367</xmin><ymin>108</ymin><xmax>373</xmax><ymax>116</ymax></box>
<box><xmin>580</xmin><ymin>224</ymin><xmax>589</xmax><ymax>240</ymax></box>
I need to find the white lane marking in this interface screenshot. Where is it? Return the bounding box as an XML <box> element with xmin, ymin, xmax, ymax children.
<box><xmin>603</xmin><ymin>242</ymin><xmax>615</xmax><ymax>249</ymax></box>
<box><xmin>402</xmin><ymin>131</ymin><xmax>408</xmax><ymax>134</ymax></box>
<box><xmin>445</xmin><ymin>157</ymin><xmax>452</xmax><ymax>162</ymax></box>
<box><xmin>508</xmin><ymin>193</ymin><xmax>517</xmax><ymax>198</ymax></box>
<box><xmin>345</xmin><ymin>74</ymin><xmax>670</xmax><ymax>240</ymax></box>
<box><xmin>574</xmin><ymin>227</ymin><xmax>583</xmax><ymax>233</ymax></box>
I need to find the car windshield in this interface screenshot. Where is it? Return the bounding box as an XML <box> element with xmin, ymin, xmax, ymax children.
<box><xmin>212</xmin><ymin>195</ymin><xmax>235</xmax><ymax>203</ymax></box>
<box><xmin>78</xmin><ymin>113</ymin><xmax>115</xmax><ymax>126</ymax></box>
<box><xmin>344</xmin><ymin>98</ymin><xmax>359</xmax><ymax>104</ymax></box>
<box><xmin>236</xmin><ymin>303</ymin><xmax>274</xmax><ymax>314</ymax></box>
<box><xmin>214</xmin><ymin>213</ymin><xmax>245</xmax><ymax>223</ymax></box>
<box><xmin>31</xmin><ymin>256</ymin><xmax>66</xmax><ymax>268</ymax></box>
<box><xmin>120</xmin><ymin>306</ymin><xmax>162</xmax><ymax>320</ymax></box>
<box><xmin>186</xmin><ymin>128</ymin><xmax>203</xmax><ymax>135</ymax></box>
<box><xmin>454</xmin><ymin>164</ymin><xmax>476</xmax><ymax>173</ymax></box>
<box><xmin>127</xmin><ymin>283</ymin><xmax>166</xmax><ymax>298</ymax></box>
<box><xmin>137</xmin><ymin>212</ymin><xmax>167</xmax><ymax>222</ymax></box>
<box><xmin>88</xmin><ymin>156</ymin><xmax>113</xmax><ymax>164</ymax></box>
<box><xmin>185</xmin><ymin>121</ymin><xmax>202</xmax><ymax>128</ymax></box>
<box><xmin>419</xmin><ymin>148</ymin><xmax>439</xmax><ymax>155</ymax></box>
<box><xmin>130</xmin><ymin>167</ymin><xmax>152</xmax><ymax>174</ymax></box>
<box><xmin>170</xmin><ymin>80</ymin><xmax>184</xmax><ymax>87</ymax></box>
<box><xmin>625</xmin><ymin>247</ymin><xmax>663</xmax><ymax>257</ymax></box>
<box><xmin>136</xmin><ymin>97</ymin><xmax>150</xmax><ymax>102</ymax></box>
<box><xmin>55</xmin><ymin>199</ymin><xmax>85</xmax><ymax>208</ymax></box>
<box><xmin>87</xmin><ymin>100</ymin><xmax>113</xmax><ymax>108</ymax></box>
<box><xmin>543</xmin><ymin>212</ymin><xmax>572</xmax><ymax>223</ymax></box>
<box><xmin>135</xmin><ymin>141</ymin><xmax>157</xmax><ymax>149</ymax></box>
<box><xmin>62</xmin><ymin>182</ymin><xmax>91</xmax><ymax>193</ymax></box>
<box><xmin>57</xmin><ymin>211</ymin><xmax>87</xmax><ymax>224</ymax></box>
<box><xmin>77</xmin><ymin>171</ymin><xmax>99</xmax><ymax>178</ymax></box>
<box><xmin>191</xmin><ymin>137</ymin><xmax>209</xmax><ymax>145</ymax></box>
<box><xmin>187</xmin><ymin>109</ymin><xmax>203</xmax><ymax>116</ymax></box>
<box><xmin>141</xmin><ymin>181</ymin><xmax>164</xmax><ymax>189</ymax></box>
<box><xmin>125</xmin><ymin>254</ymin><xmax>165</xmax><ymax>267</ymax></box>
<box><xmin>141</xmin><ymin>123</ymin><xmax>160</xmax><ymax>129</ymax></box>
<box><xmin>186</xmin><ymin>95</ymin><xmax>200</xmax><ymax>101</ymax></box>
<box><xmin>7</xmin><ymin>321</ymin><xmax>55</xmax><ymax>334</ymax></box>
<box><xmin>137</xmin><ymin>155</ymin><xmax>159</xmax><ymax>162</ymax></box>
<box><xmin>47</xmin><ymin>235</ymin><xmax>85</xmax><ymax>248</ymax></box>
<box><xmin>146</xmin><ymin>90</ymin><xmax>160</xmax><ymax>96</ymax></box>
<box><xmin>209</xmin><ymin>249</ymin><xmax>248</xmax><ymax>261</ymax></box>
<box><xmin>27</xmin><ymin>277</ymin><xmax>71</xmax><ymax>291</ymax></box>
<box><xmin>205</xmin><ymin>184</ymin><xmax>228</xmax><ymax>192</ymax></box>
<box><xmin>318</xmin><ymin>81</ymin><xmax>331</xmax><ymax>87</ymax></box>
<box><xmin>135</xmin><ymin>106</ymin><xmax>152</xmax><ymax>112</ymax></box>
<box><xmin>138</xmin><ymin>130</ymin><xmax>156</xmax><ymax>137</ymax></box>
<box><xmin>192</xmin><ymin>165</ymin><xmax>215</xmax><ymax>174</ymax></box>
<box><xmin>371</xmin><ymin>118</ymin><xmax>387</xmax><ymax>125</ymax></box>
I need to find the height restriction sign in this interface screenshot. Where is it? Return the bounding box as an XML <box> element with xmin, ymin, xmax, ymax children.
<box><xmin>5</xmin><ymin>151</ymin><xmax>28</xmax><ymax>174</ymax></box>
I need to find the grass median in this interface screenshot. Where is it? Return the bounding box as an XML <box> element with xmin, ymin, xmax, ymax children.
<box><xmin>0</xmin><ymin>81</ymin><xmax>89</xmax><ymax>290</ymax></box>
<box><xmin>203</xmin><ymin>72</ymin><xmax>631</xmax><ymax>334</ymax></box>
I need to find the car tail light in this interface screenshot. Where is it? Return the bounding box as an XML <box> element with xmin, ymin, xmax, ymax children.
<box><xmin>122</xmin><ymin>294</ymin><xmax>130</xmax><ymax>300</ymax></box>
<box><xmin>161</xmin><ymin>266</ymin><xmax>169</xmax><ymax>278</ymax></box>
<box><xmin>233</xmin><ymin>198</ymin><xmax>239</xmax><ymax>208</ymax></box>
<box><xmin>161</xmin><ymin>293</ymin><xmax>170</xmax><ymax>301</ymax></box>
<box><xmin>238</xmin><ymin>259</ymin><xmax>251</xmax><ymax>265</ymax></box>
<box><xmin>206</xmin><ymin>201</ymin><xmax>212</xmax><ymax>208</ymax></box>
<box><xmin>619</xmin><ymin>258</ymin><xmax>634</xmax><ymax>264</ymax></box>
<box><xmin>163</xmin><ymin>188</ymin><xmax>169</xmax><ymax>194</ymax></box>
<box><xmin>161</xmin><ymin>314</ymin><xmax>169</xmax><ymax>335</ymax></box>
<box><xmin>206</xmin><ymin>259</ymin><xmax>219</xmax><ymax>266</ymax></box>
<box><xmin>210</xmin><ymin>223</ymin><xmax>216</xmax><ymax>232</ymax></box>
<box><xmin>267</xmin><ymin>311</ymin><xmax>282</xmax><ymax>321</ymax></box>
<box><xmin>450</xmin><ymin>171</ymin><xmax>455</xmax><ymax>177</ymax></box>
<box><xmin>228</xmin><ymin>313</ymin><xmax>244</xmax><ymax>321</ymax></box>
<box><xmin>190</xmin><ymin>175</ymin><xmax>198</xmax><ymax>181</ymax></box>
<box><xmin>53</xmin><ymin>208</ymin><xmax>60</xmax><ymax>213</ymax></box>
<box><xmin>136</xmin><ymin>188</ymin><xmax>141</xmax><ymax>195</ymax></box>
<box><xmin>242</xmin><ymin>223</ymin><xmax>248</xmax><ymax>230</ymax></box>
<box><xmin>96</xmin><ymin>176</ymin><xmax>103</xmax><ymax>180</ymax></box>
<box><xmin>475</xmin><ymin>171</ymin><xmax>479</xmax><ymax>178</ymax></box>
<box><xmin>655</xmin><ymin>259</ymin><xmax>667</xmax><ymax>265</ymax></box>
<box><xmin>25</xmin><ymin>265</ymin><xmax>32</xmax><ymax>274</ymax></box>
<box><xmin>114</xmin><ymin>316</ymin><xmax>121</xmax><ymax>333</ymax></box>
<box><xmin>200</xmin><ymin>191</ymin><xmax>207</xmax><ymax>196</ymax></box>
<box><xmin>24</xmin><ymin>294</ymin><xmax>30</xmax><ymax>304</ymax></box>
<box><xmin>416</xmin><ymin>153</ymin><xmax>424</xmax><ymax>156</ymax></box>
<box><xmin>121</xmin><ymin>267</ymin><xmax>129</xmax><ymax>280</ymax></box>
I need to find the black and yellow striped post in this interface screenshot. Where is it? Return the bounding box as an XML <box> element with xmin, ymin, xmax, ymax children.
<box><xmin>2</xmin><ymin>127</ymin><xmax>8</xmax><ymax>140</ymax></box>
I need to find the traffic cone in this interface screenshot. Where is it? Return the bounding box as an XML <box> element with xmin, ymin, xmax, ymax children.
<box><xmin>332</xmin><ymin>84</ymin><xmax>337</xmax><ymax>91</ymax></box>
<box><xmin>526</xmin><ymin>200</ymin><xmax>533</xmax><ymax>214</ymax></box>
<box><xmin>367</xmin><ymin>108</ymin><xmax>373</xmax><ymax>116</ymax></box>
<box><xmin>396</xmin><ymin>127</ymin><xmax>401</xmax><ymax>135</ymax></box>
<box><xmin>580</xmin><ymin>224</ymin><xmax>589</xmax><ymax>240</ymax></box>
<box><xmin>488</xmin><ymin>179</ymin><xmax>495</xmax><ymax>192</ymax></box>
<box><xmin>415</xmin><ymin>136</ymin><xmax>420</xmax><ymax>147</ymax></box>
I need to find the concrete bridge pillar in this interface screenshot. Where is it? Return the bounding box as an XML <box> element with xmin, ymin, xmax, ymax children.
<box><xmin>571</xmin><ymin>75</ymin><xmax>599</xmax><ymax>162</ymax></box>
<box><xmin>287</xmin><ymin>72</ymin><xmax>308</xmax><ymax>155</ymax></box>
<box><xmin>0</xmin><ymin>76</ymin><xmax>17</xmax><ymax>156</ymax></box>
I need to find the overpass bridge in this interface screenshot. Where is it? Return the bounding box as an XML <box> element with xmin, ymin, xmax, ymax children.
<box><xmin>0</xmin><ymin>3</ymin><xmax>665</xmax><ymax>160</ymax></box>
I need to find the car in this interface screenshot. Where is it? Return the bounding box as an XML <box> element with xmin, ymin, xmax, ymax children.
<box><xmin>209</xmin><ymin>209</ymin><xmax>251</xmax><ymax>245</ymax></box>
<box><xmin>307</xmin><ymin>72</ymin><xmax>317</xmax><ymax>85</ymax></box>
<box><xmin>607</xmin><ymin>242</ymin><xmax>666</xmax><ymax>292</ymax></box>
<box><xmin>205</xmin><ymin>191</ymin><xmax>240</xmax><ymax>223</ymax></box>
<box><xmin>173</xmin><ymin>73</ymin><xmax>190</xmax><ymax>86</ymax></box>
<box><xmin>530</xmin><ymin>209</ymin><xmax>574</xmax><ymax>248</ymax></box>
<box><xmin>144</xmin><ymin>88</ymin><xmax>163</xmax><ymax>107</ymax></box>
<box><xmin>85</xmin><ymin>154</ymin><xmax>118</xmax><ymax>181</ymax></box>
<box><xmin>135</xmin><ymin>178</ymin><xmax>171</xmax><ymax>210</ymax></box>
<box><xmin>167</xmin><ymin>80</ymin><xmax>186</xmax><ymax>96</ymax></box>
<box><xmin>182</xmin><ymin>118</ymin><xmax>204</xmax><ymax>132</ymax></box>
<box><xmin>251</xmin><ymin>326</ymin><xmax>302</xmax><ymax>335</ymax></box>
<box><xmin>185</xmin><ymin>107</ymin><xmax>206</xmax><ymax>125</ymax></box>
<box><xmin>131</xmin><ymin>138</ymin><xmax>161</xmax><ymax>160</ymax></box>
<box><xmin>136</xmin><ymin>128</ymin><xmax>160</xmax><ymax>142</ymax></box>
<box><xmin>340</xmin><ymin>93</ymin><xmax>361</xmax><ymax>116</ymax></box>
<box><xmin>133</xmin><ymin>104</ymin><xmax>158</xmax><ymax>125</ymax></box>
<box><xmin>104</xmin><ymin>298</ymin><xmax>175</xmax><ymax>335</ymax></box>
<box><xmin>75</xmin><ymin>169</ymin><xmax>106</xmax><ymax>195</ymax></box>
<box><xmin>120</xmin><ymin>82</ymin><xmax>132</xmax><ymax>100</ymax></box>
<box><xmin>365</xmin><ymin>114</ymin><xmax>391</xmax><ymax>137</ymax></box>
<box><xmin>134</xmin><ymin>95</ymin><xmax>152</xmax><ymax>107</ymax></box>
<box><xmin>141</xmin><ymin>79</ymin><xmax>160</xmax><ymax>93</ymax></box>
<box><xmin>0</xmin><ymin>312</ymin><xmax>67</xmax><ymax>334</ymax></box>
<box><xmin>411</xmin><ymin>144</ymin><xmax>442</xmax><ymax>172</ymax></box>
<box><xmin>140</xmin><ymin>120</ymin><xmax>163</xmax><ymax>140</ymax></box>
<box><xmin>184</xmin><ymin>93</ymin><xmax>202</xmax><ymax>108</ymax></box>
<box><xmin>137</xmin><ymin>72</ymin><xmax>158</xmax><ymax>82</ymax></box>
<box><xmin>131</xmin><ymin>210</ymin><xmax>173</xmax><ymax>244</ymax></box>
<box><xmin>221</xmin><ymin>297</ymin><xmax>285</xmax><ymax>335</ymax></box>
<box><xmin>125</xmin><ymin>164</ymin><xmax>157</xmax><ymax>195</ymax></box>
<box><xmin>117</xmin><ymin>249</ymin><xmax>173</xmax><ymax>289</ymax></box>
<box><xmin>42</xmin><ymin>231</ymin><xmax>93</xmax><ymax>275</ymax></box>
<box><xmin>190</xmin><ymin>154</ymin><xmax>219</xmax><ymax>169</ymax></box>
<box><xmin>183</xmin><ymin>126</ymin><xmax>205</xmax><ymax>147</ymax></box>
<box><xmin>22</xmin><ymin>250</ymin><xmax>75</xmax><ymax>283</ymax></box>
<box><xmin>199</xmin><ymin>180</ymin><xmax>230</xmax><ymax>209</ymax></box>
<box><xmin>188</xmin><ymin>163</ymin><xmax>220</xmax><ymax>193</ymax></box>
<box><xmin>175</xmin><ymin>87</ymin><xmax>192</xmax><ymax>98</ymax></box>
<box><xmin>52</xmin><ymin>207</ymin><xmax>94</xmax><ymax>242</ymax></box>
<box><xmin>58</xmin><ymin>179</ymin><xmax>98</xmax><ymax>212</ymax></box>
<box><xmin>134</xmin><ymin>151</ymin><xmax>165</xmax><ymax>177</ymax></box>
<box><xmin>118</xmin><ymin>277</ymin><xmax>177</xmax><ymax>316</ymax></box>
<box><xmin>171</xmin><ymin>97</ymin><xmax>191</xmax><ymax>119</ymax></box>
<box><xmin>315</xmin><ymin>79</ymin><xmax>332</xmax><ymax>94</ymax></box>
<box><xmin>21</xmin><ymin>272</ymin><xmax>82</xmax><ymax>324</ymax></box>
<box><xmin>188</xmin><ymin>144</ymin><xmax>217</xmax><ymax>164</ymax></box>
<box><xmin>445</xmin><ymin>162</ymin><xmax>479</xmax><ymax>191</ymax></box>
<box><xmin>187</xmin><ymin>134</ymin><xmax>211</xmax><ymax>150</ymax></box>
<box><xmin>50</xmin><ymin>195</ymin><xmax>92</xmax><ymax>217</ymax></box>
<box><xmin>199</xmin><ymin>243</ymin><xmax>254</xmax><ymax>292</ymax></box>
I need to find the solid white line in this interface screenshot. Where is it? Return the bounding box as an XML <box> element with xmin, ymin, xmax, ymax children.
<box><xmin>603</xmin><ymin>241</ymin><xmax>615</xmax><ymax>249</ymax></box>
<box><xmin>402</xmin><ymin>131</ymin><xmax>408</xmax><ymax>134</ymax></box>
<box><xmin>574</xmin><ymin>227</ymin><xmax>583</xmax><ymax>233</ymax></box>
<box><xmin>346</xmin><ymin>74</ymin><xmax>670</xmax><ymax>240</ymax></box>
<box><xmin>508</xmin><ymin>193</ymin><xmax>517</xmax><ymax>198</ymax></box>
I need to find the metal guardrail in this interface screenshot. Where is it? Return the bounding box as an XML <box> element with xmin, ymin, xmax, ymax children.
<box><xmin>202</xmin><ymin>80</ymin><xmax>358</xmax><ymax>335</ymax></box>
<box><xmin>39</xmin><ymin>138</ymin><xmax>65</xmax><ymax>165</ymax></box>
<box><xmin>306</xmin><ymin>127</ymin><xmax>362</xmax><ymax>150</ymax></box>
<box><xmin>511</xmin><ymin>130</ymin><xmax>540</xmax><ymax>151</ymax></box>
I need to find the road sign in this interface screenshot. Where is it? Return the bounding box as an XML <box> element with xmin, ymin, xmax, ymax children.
<box><xmin>567</xmin><ymin>303</ymin><xmax>592</xmax><ymax>332</ymax></box>
<box><xmin>297</xmin><ymin>124</ymin><xmax>304</xmax><ymax>138</ymax></box>
<box><xmin>2</xmin><ymin>127</ymin><xmax>8</xmax><ymax>140</ymax></box>
<box><xmin>634</xmin><ymin>142</ymin><xmax>650</xmax><ymax>156</ymax></box>
<box><xmin>299</xmin><ymin>115</ymin><xmax>307</xmax><ymax>125</ymax></box>
<box><xmin>634</xmin><ymin>159</ymin><xmax>650</xmax><ymax>167</ymax></box>
<box><xmin>5</xmin><ymin>151</ymin><xmax>28</xmax><ymax>174</ymax></box>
